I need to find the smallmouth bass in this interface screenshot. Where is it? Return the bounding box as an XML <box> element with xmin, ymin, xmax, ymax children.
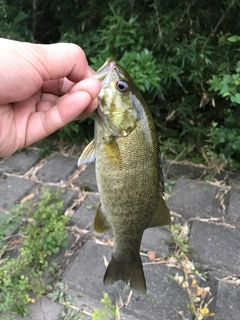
<box><xmin>78</xmin><ymin>58</ymin><xmax>171</xmax><ymax>293</ymax></box>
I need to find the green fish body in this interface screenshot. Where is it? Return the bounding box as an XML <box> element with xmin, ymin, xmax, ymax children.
<box><xmin>78</xmin><ymin>58</ymin><xmax>170</xmax><ymax>293</ymax></box>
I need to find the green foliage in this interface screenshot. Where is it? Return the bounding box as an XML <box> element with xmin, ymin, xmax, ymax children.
<box><xmin>92</xmin><ymin>293</ymin><xmax>116</xmax><ymax>320</ymax></box>
<box><xmin>0</xmin><ymin>188</ymin><xmax>69</xmax><ymax>318</ymax></box>
<box><xmin>208</xmin><ymin>61</ymin><xmax>240</xmax><ymax>104</ymax></box>
<box><xmin>48</xmin><ymin>283</ymin><xmax>116</xmax><ymax>320</ymax></box>
<box><xmin>36</xmin><ymin>140</ymin><xmax>53</xmax><ymax>159</ymax></box>
<box><xmin>2</xmin><ymin>0</ymin><xmax>240</xmax><ymax>169</ymax></box>
<box><xmin>0</xmin><ymin>204</ymin><xmax>24</xmax><ymax>249</ymax></box>
<box><xmin>169</xmin><ymin>223</ymin><xmax>190</xmax><ymax>256</ymax></box>
<box><xmin>57</xmin><ymin>118</ymin><xmax>94</xmax><ymax>145</ymax></box>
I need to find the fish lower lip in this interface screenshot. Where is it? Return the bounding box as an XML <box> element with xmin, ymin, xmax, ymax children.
<box><xmin>101</xmin><ymin>81</ymin><xmax>110</xmax><ymax>88</ymax></box>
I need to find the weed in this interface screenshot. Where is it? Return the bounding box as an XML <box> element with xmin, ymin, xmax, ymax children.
<box><xmin>48</xmin><ymin>283</ymin><xmax>116</xmax><ymax>320</ymax></box>
<box><xmin>92</xmin><ymin>293</ymin><xmax>116</xmax><ymax>320</ymax></box>
<box><xmin>36</xmin><ymin>140</ymin><xmax>53</xmax><ymax>159</ymax></box>
<box><xmin>0</xmin><ymin>188</ymin><xmax>69</xmax><ymax>318</ymax></box>
<box><xmin>164</xmin><ymin>179</ymin><xmax>177</xmax><ymax>197</ymax></box>
<box><xmin>169</xmin><ymin>223</ymin><xmax>215</xmax><ymax>319</ymax></box>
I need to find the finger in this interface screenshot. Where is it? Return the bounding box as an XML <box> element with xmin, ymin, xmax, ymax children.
<box><xmin>40</xmin><ymin>93</ymin><xmax>59</xmax><ymax>102</ymax></box>
<box><xmin>0</xmin><ymin>40</ymin><xmax>94</xmax><ymax>105</ymax></box>
<box><xmin>76</xmin><ymin>97</ymin><xmax>99</xmax><ymax>119</ymax></box>
<box><xmin>25</xmin><ymin>90</ymin><xmax>98</xmax><ymax>146</ymax></box>
<box><xmin>37</xmin><ymin>94</ymin><xmax>99</xmax><ymax>120</ymax></box>
<box><xmin>54</xmin><ymin>78</ymin><xmax>101</xmax><ymax>105</ymax></box>
<box><xmin>36</xmin><ymin>43</ymin><xmax>93</xmax><ymax>82</ymax></box>
<box><xmin>70</xmin><ymin>78</ymin><xmax>101</xmax><ymax>97</ymax></box>
<box><xmin>41</xmin><ymin>76</ymin><xmax>101</xmax><ymax>97</ymax></box>
<box><xmin>37</xmin><ymin>77</ymin><xmax>100</xmax><ymax>115</ymax></box>
<box><xmin>41</xmin><ymin>78</ymin><xmax>75</xmax><ymax>95</ymax></box>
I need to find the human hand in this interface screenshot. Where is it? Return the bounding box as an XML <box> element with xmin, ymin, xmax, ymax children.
<box><xmin>0</xmin><ymin>38</ymin><xmax>101</xmax><ymax>158</ymax></box>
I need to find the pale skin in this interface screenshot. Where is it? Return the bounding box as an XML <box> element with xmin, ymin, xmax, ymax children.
<box><xmin>0</xmin><ymin>38</ymin><xmax>101</xmax><ymax>158</ymax></box>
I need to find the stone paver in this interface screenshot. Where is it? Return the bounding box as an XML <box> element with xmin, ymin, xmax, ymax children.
<box><xmin>63</xmin><ymin>241</ymin><xmax>192</xmax><ymax>320</ymax></box>
<box><xmin>16</xmin><ymin>297</ymin><xmax>64</xmax><ymax>320</ymax></box>
<box><xmin>2</xmin><ymin>149</ymin><xmax>240</xmax><ymax>319</ymax></box>
<box><xmin>63</xmin><ymin>241</ymin><xmax>113</xmax><ymax>299</ymax></box>
<box><xmin>36</xmin><ymin>154</ymin><xmax>77</xmax><ymax>182</ymax></box>
<box><xmin>127</xmin><ymin>263</ymin><xmax>192</xmax><ymax>320</ymax></box>
<box><xmin>72</xmin><ymin>193</ymin><xmax>99</xmax><ymax>231</ymax></box>
<box><xmin>168</xmin><ymin>178</ymin><xmax>223</xmax><ymax>219</ymax></box>
<box><xmin>227</xmin><ymin>188</ymin><xmax>240</xmax><ymax>226</ymax></box>
<box><xmin>214</xmin><ymin>281</ymin><xmax>240</xmax><ymax>320</ymax></box>
<box><xmin>189</xmin><ymin>220</ymin><xmax>240</xmax><ymax>273</ymax></box>
<box><xmin>66</xmin><ymin>289</ymin><xmax>142</xmax><ymax>320</ymax></box>
<box><xmin>0</xmin><ymin>150</ymin><xmax>40</xmax><ymax>174</ymax></box>
<box><xmin>0</xmin><ymin>176</ymin><xmax>36</xmax><ymax>210</ymax></box>
<box><xmin>163</xmin><ymin>161</ymin><xmax>207</xmax><ymax>180</ymax></box>
<box><xmin>74</xmin><ymin>163</ymin><xmax>98</xmax><ymax>191</ymax></box>
<box><xmin>141</xmin><ymin>227</ymin><xmax>171</xmax><ymax>256</ymax></box>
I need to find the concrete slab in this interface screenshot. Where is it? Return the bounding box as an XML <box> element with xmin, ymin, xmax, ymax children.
<box><xmin>214</xmin><ymin>281</ymin><xmax>240</xmax><ymax>320</ymax></box>
<box><xmin>141</xmin><ymin>227</ymin><xmax>171</xmax><ymax>257</ymax></box>
<box><xmin>36</xmin><ymin>154</ymin><xmax>77</xmax><ymax>182</ymax></box>
<box><xmin>0</xmin><ymin>176</ymin><xmax>36</xmax><ymax>210</ymax></box>
<box><xmin>75</xmin><ymin>163</ymin><xmax>98</xmax><ymax>191</ymax></box>
<box><xmin>168</xmin><ymin>178</ymin><xmax>223</xmax><ymax>219</ymax></box>
<box><xmin>189</xmin><ymin>220</ymin><xmax>240</xmax><ymax>274</ymax></box>
<box><xmin>227</xmin><ymin>188</ymin><xmax>240</xmax><ymax>226</ymax></box>
<box><xmin>63</xmin><ymin>241</ymin><xmax>192</xmax><ymax>320</ymax></box>
<box><xmin>72</xmin><ymin>194</ymin><xmax>99</xmax><ymax>231</ymax></box>
<box><xmin>0</xmin><ymin>150</ymin><xmax>40</xmax><ymax>174</ymax></box>
<box><xmin>15</xmin><ymin>297</ymin><xmax>64</xmax><ymax>320</ymax></box>
<box><xmin>127</xmin><ymin>263</ymin><xmax>192</xmax><ymax>320</ymax></box>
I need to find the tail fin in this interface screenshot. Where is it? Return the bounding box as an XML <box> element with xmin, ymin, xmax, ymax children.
<box><xmin>103</xmin><ymin>254</ymin><xmax>146</xmax><ymax>293</ymax></box>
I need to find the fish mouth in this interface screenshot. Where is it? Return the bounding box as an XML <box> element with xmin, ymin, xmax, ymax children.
<box><xmin>92</xmin><ymin>57</ymin><xmax>116</xmax><ymax>82</ymax></box>
<box><xmin>93</xmin><ymin>57</ymin><xmax>117</xmax><ymax>100</ymax></box>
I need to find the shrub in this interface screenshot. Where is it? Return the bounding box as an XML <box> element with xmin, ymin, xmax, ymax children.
<box><xmin>2</xmin><ymin>0</ymin><xmax>240</xmax><ymax>169</ymax></box>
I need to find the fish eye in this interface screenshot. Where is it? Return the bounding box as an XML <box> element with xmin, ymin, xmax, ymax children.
<box><xmin>116</xmin><ymin>80</ymin><xmax>129</xmax><ymax>93</ymax></box>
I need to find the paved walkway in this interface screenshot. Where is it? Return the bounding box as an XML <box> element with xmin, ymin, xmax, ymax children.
<box><xmin>0</xmin><ymin>148</ymin><xmax>240</xmax><ymax>320</ymax></box>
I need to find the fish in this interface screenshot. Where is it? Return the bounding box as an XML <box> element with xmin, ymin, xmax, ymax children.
<box><xmin>78</xmin><ymin>58</ymin><xmax>171</xmax><ymax>293</ymax></box>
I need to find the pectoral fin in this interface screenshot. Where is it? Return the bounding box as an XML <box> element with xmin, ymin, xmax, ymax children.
<box><xmin>78</xmin><ymin>140</ymin><xmax>96</xmax><ymax>166</ymax></box>
<box><xmin>94</xmin><ymin>203</ymin><xmax>111</xmax><ymax>233</ymax></box>
<box><xmin>148</xmin><ymin>197</ymin><xmax>171</xmax><ymax>228</ymax></box>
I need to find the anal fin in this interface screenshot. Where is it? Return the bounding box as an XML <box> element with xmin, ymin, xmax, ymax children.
<box><xmin>94</xmin><ymin>203</ymin><xmax>111</xmax><ymax>233</ymax></box>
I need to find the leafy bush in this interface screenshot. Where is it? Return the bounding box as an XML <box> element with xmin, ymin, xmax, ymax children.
<box><xmin>2</xmin><ymin>0</ymin><xmax>240</xmax><ymax>169</ymax></box>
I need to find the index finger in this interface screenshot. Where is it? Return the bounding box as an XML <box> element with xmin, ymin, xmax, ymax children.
<box><xmin>36</xmin><ymin>43</ymin><xmax>93</xmax><ymax>82</ymax></box>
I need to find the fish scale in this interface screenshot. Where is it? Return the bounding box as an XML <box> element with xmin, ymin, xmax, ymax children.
<box><xmin>78</xmin><ymin>58</ymin><xmax>171</xmax><ymax>292</ymax></box>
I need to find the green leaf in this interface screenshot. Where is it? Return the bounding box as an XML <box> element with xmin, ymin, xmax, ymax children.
<box><xmin>230</xmin><ymin>93</ymin><xmax>240</xmax><ymax>104</ymax></box>
<box><xmin>227</xmin><ymin>35</ymin><xmax>240</xmax><ymax>42</ymax></box>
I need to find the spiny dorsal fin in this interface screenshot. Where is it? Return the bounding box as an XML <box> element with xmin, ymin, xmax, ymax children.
<box><xmin>78</xmin><ymin>140</ymin><xmax>96</xmax><ymax>166</ymax></box>
<box><xmin>148</xmin><ymin>197</ymin><xmax>171</xmax><ymax>228</ymax></box>
<box><xmin>94</xmin><ymin>203</ymin><xmax>111</xmax><ymax>233</ymax></box>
